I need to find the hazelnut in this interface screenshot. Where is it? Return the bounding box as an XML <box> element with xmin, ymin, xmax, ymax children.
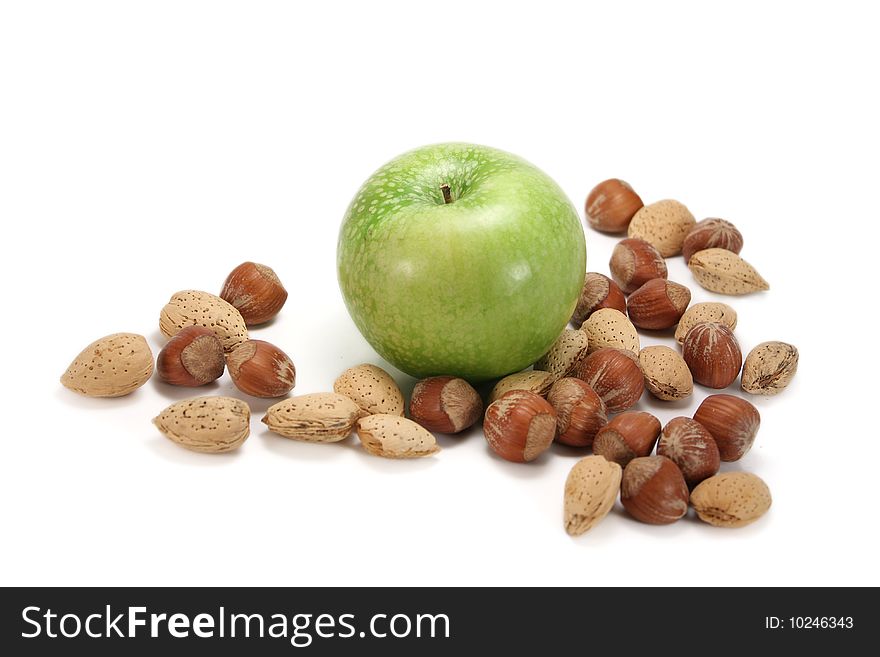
<box><xmin>572</xmin><ymin>347</ymin><xmax>643</xmax><ymax>413</ymax></box>
<box><xmin>409</xmin><ymin>376</ymin><xmax>483</xmax><ymax>434</ymax></box>
<box><xmin>741</xmin><ymin>341</ymin><xmax>799</xmax><ymax>396</ymax></box>
<box><xmin>585</xmin><ymin>178</ymin><xmax>643</xmax><ymax>233</ymax></box>
<box><xmin>220</xmin><ymin>262</ymin><xmax>288</xmax><ymax>326</ymax></box>
<box><xmin>627</xmin><ymin>199</ymin><xmax>696</xmax><ymax>257</ymax></box>
<box><xmin>682</xmin><ymin>322</ymin><xmax>742</xmax><ymax>389</ymax></box>
<box><xmin>693</xmin><ymin>394</ymin><xmax>761</xmax><ymax>462</ymax></box>
<box><xmin>621</xmin><ymin>456</ymin><xmax>689</xmax><ymax>525</ymax></box>
<box><xmin>546</xmin><ymin>378</ymin><xmax>607</xmax><ymax>448</ymax></box>
<box><xmin>483</xmin><ymin>389</ymin><xmax>557</xmax><ymax>463</ymax></box>
<box><xmin>226</xmin><ymin>339</ymin><xmax>296</xmax><ymax>398</ymax></box>
<box><xmin>156</xmin><ymin>326</ymin><xmax>225</xmax><ymax>387</ymax></box>
<box><xmin>609</xmin><ymin>238</ymin><xmax>668</xmax><ymax>295</ymax></box>
<box><xmin>571</xmin><ymin>273</ymin><xmax>627</xmax><ymax>325</ymax></box>
<box><xmin>592</xmin><ymin>411</ymin><xmax>661</xmax><ymax>467</ymax></box>
<box><xmin>682</xmin><ymin>218</ymin><xmax>744</xmax><ymax>264</ymax></box>
<box><xmin>657</xmin><ymin>417</ymin><xmax>720</xmax><ymax>486</ymax></box>
<box><xmin>626</xmin><ymin>279</ymin><xmax>691</xmax><ymax>330</ymax></box>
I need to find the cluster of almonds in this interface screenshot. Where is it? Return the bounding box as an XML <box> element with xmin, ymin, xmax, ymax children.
<box><xmin>261</xmin><ymin>364</ymin><xmax>458</xmax><ymax>459</ymax></box>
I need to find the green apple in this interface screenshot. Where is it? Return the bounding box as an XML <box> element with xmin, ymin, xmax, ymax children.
<box><xmin>337</xmin><ymin>143</ymin><xmax>586</xmax><ymax>382</ymax></box>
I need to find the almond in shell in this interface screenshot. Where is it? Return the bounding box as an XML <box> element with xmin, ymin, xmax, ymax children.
<box><xmin>563</xmin><ymin>456</ymin><xmax>622</xmax><ymax>536</ymax></box>
<box><xmin>153</xmin><ymin>396</ymin><xmax>250</xmax><ymax>453</ymax></box>
<box><xmin>356</xmin><ymin>414</ymin><xmax>440</xmax><ymax>458</ymax></box>
<box><xmin>262</xmin><ymin>393</ymin><xmax>365</xmax><ymax>443</ymax></box>
<box><xmin>688</xmin><ymin>249</ymin><xmax>769</xmax><ymax>295</ymax></box>
<box><xmin>61</xmin><ymin>332</ymin><xmax>154</xmax><ymax>398</ymax></box>
<box><xmin>160</xmin><ymin>290</ymin><xmax>248</xmax><ymax>352</ymax></box>
<box><xmin>534</xmin><ymin>329</ymin><xmax>590</xmax><ymax>382</ymax></box>
<box><xmin>627</xmin><ymin>199</ymin><xmax>696</xmax><ymax>257</ymax></box>
<box><xmin>675</xmin><ymin>302</ymin><xmax>738</xmax><ymax>345</ymax></box>
<box><xmin>638</xmin><ymin>346</ymin><xmax>693</xmax><ymax>401</ymax></box>
<box><xmin>741</xmin><ymin>341</ymin><xmax>799</xmax><ymax>396</ymax></box>
<box><xmin>334</xmin><ymin>364</ymin><xmax>404</xmax><ymax>415</ymax></box>
<box><xmin>690</xmin><ymin>472</ymin><xmax>772</xmax><ymax>528</ymax></box>
<box><xmin>488</xmin><ymin>370</ymin><xmax>554</xmax><ymax>404</ymax></box>
<box><xmin>580</xmin><ymin>308</ymin><xmax>639</xmax><ymax>355</ymax></box>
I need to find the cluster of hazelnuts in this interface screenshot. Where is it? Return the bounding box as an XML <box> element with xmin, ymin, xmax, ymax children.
<box><xmin>155</xmin><ymin>262</ymin><xmax>296</xmax><ymax>398</ymax></box>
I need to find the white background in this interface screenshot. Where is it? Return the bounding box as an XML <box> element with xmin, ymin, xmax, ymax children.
<box><xmin>1</xmin><ymin>1</ymin><xmax>877</xmax><ymax>587</ymax></box>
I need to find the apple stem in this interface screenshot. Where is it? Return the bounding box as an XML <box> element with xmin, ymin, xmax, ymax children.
<box><xmin>440</xmin><ymin>184</ymin><xmax>453</xmax><ymax>204</ymax></box>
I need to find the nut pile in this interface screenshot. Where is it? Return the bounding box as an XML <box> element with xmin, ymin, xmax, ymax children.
<box><xmin>554</xmin><ymin>177</ymin><xmax>799</xmax><ymax>534</ymax></box>
<box><xmin>59</xmin><ymin>177</ymin><xmax>798</xmax><ymax>538</ymax></box>
<box><xmin>61</xmin><ymin>261</ymin><xmax>297</xmax><ymax>453</ymax></box>
<box><xmin>58</xmin><ymin>259</ymin><xmax>459</xmax><ymax>459</ymax></box>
